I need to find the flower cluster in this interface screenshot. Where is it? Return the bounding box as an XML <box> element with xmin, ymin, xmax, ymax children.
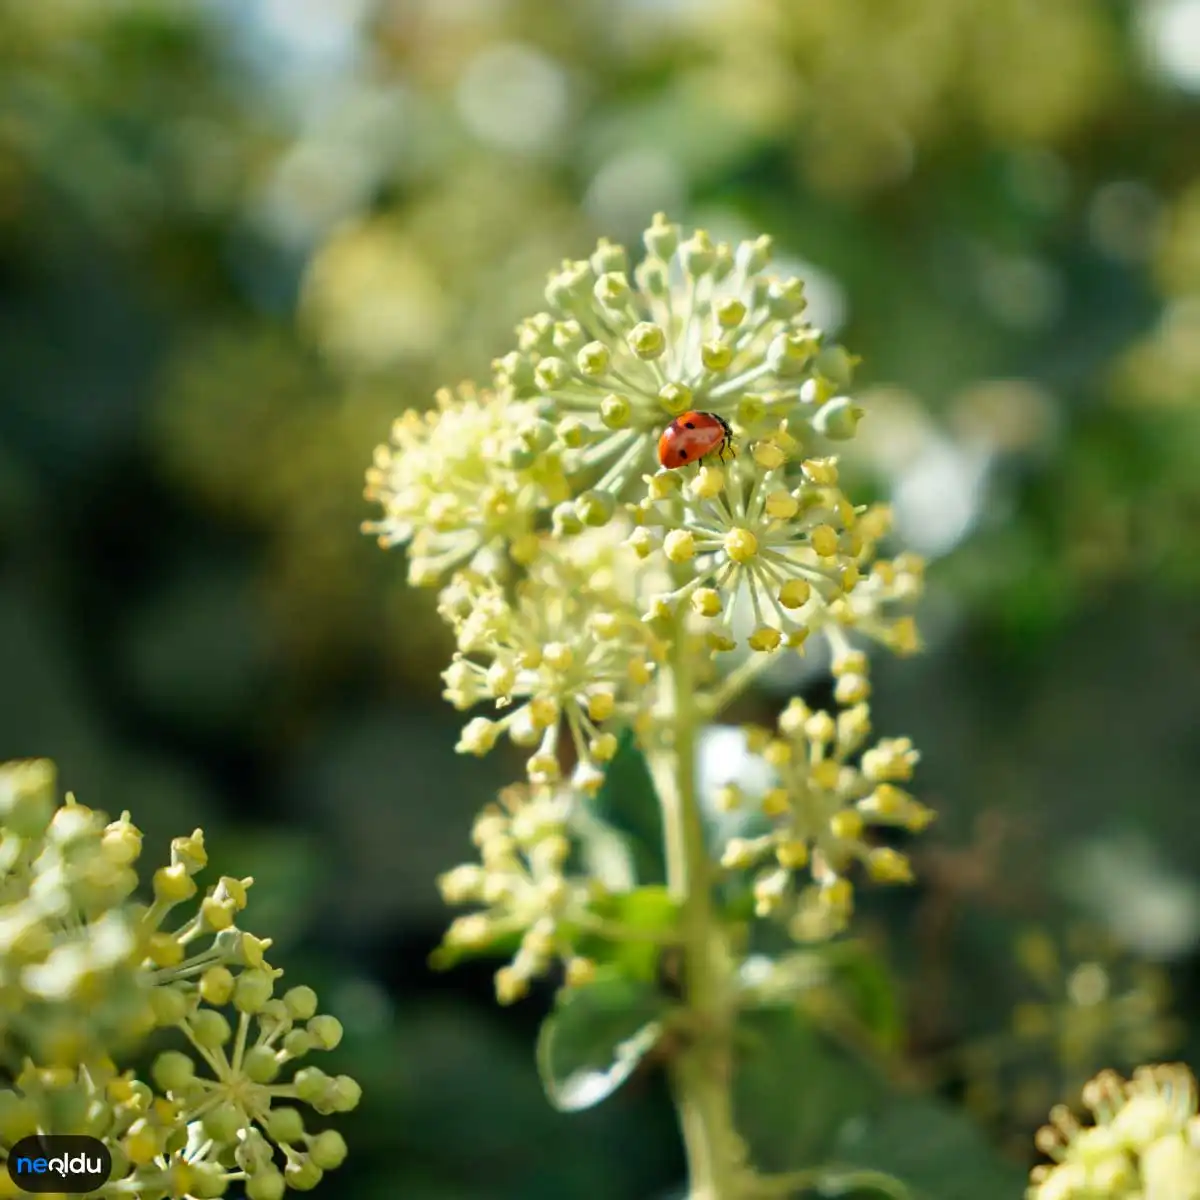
<box><xmin>492</xmin><ymin>213</ymin><xmax>862</xmax><ymax>501</ymax></box>
<box><xmin>367</xmin><ymin>217</ymin><xmax>932</xmax><ymax>1004</ymax></box>
<box><xmin>1029</xmin><ymin>1064</ymin><xmax>1200</xmax><ymax>1200</ymax></box>
<box><xmin>719</xmin><ymin>689</ymin><xmax>933</xmax><ymax>941</ymax></box>
<box><xmin>0</xmin><ymin>759</ymin><xmax>359</xmax><ymax>1199</ymax></box>
<box><xmin>437</xmin><ymin>784</ymin><xmax>602</xmax><ymax>1004</ymax></box>
<box><xmin>364</xmin><ymin>217</ymin><xmax>924</xmax><ymax>668</ymax></box>
<box><xmin>363</xmin><ymin>381</ymin><xmax>570</xmax><ymax>587</ymax></box>
<box><xmin>438</xmin><ymin>551</ymin><xmax>664</xmax><ymax>791</ymax></box>
<box><xmin>1010</xmin><ymin>929</ymin><xmax>1180</xmax><ymax>1083</ymax></box>
<box><xmin>961</xmin><ymin>928</ymin><xmax>1182</xmax><ymax>1140</ymax></box>
<box><xmin>632</xmin><ymin>445</ymin><xmax>923</xmax><ymax>655</ymax></box>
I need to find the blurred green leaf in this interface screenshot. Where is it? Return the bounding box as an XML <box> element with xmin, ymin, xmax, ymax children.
<box><xmin>589</xmin><ymin>727</ymin><xmax>666</xmax><ymax>886</ymax></box>
<box><xmin>536</xmin><ymin>968</ymin><xmax>672</xmax><ymax>1113</ymax></box>
<box><xmin>822</xmin><ymin>941</ymin><xmax>905</xmax><ymax>1054</ymax></box>
<box><xmin>733</xmin><ymin>1008</ymin><xmax>1023</xmax><ymax>1199</ymax></box>
<box><xmin>734</xmin><ymin>1008</ymin><xmax>878</xmax><ymax>1172</ymax></box>
<box><xmin>829</xmin><ymin>1096</ymin><xmax>1027</xmax><ymax>1200</ymax></box>
<box><xmin>582</xmin><ymin>885</ymin><xmax>680</xmax><ymax>983</ymax></box>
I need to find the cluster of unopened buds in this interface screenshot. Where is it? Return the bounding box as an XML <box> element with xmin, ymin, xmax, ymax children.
<box><xmin>436</xmin><ymin>784</ymin><xmax>606</xmax><ymax>1004</ymax></box>
<box><xmin>720</xmin><ymin>686</ymin><xmax>934</xmax><ymax>942</ymax></box>
<box><xmin>1029</xmin><ymin>1063</ymin><xmax>1200</xmax><ymax>1199</ymax></box>
<box><xmin>0</xmin><ymin>759</ymin><xmax>359</xmax><ymax>1199</ymax></box>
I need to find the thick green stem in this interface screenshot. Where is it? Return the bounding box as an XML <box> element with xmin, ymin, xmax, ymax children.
<box><xmin>653</xmin><ymin>622</ymin><xmax>744</xmax><ymax>1200</ymax></box>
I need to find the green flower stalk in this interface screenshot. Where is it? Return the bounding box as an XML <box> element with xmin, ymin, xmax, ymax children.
<box><xmin>367</xmin><ymin>216</ymin><xmax>930</xmax><ymax>1199</ymax></box>
<box><xmin>0</xmin><ymin>759</ymin><xmax>359</xmax><ymax>1200</ymax></box>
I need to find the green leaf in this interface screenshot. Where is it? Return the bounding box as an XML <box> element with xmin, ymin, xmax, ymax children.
<box><xmin>734</xmin><ymin>1008</ymin><xmax>878</xmax><ymax>1172</ymax></box>
<box><xmin>733</xmin><ymin>1008</ymin><xmax>1024</xmax><ymax>1200</ymax></box>
<box><xmin>581</xmin><ymin>885</ymin><xmax>680</xmax><ymax>982</ymax></box>
<box><xmin>820</xmin><ymin>941</ymin><xmax>905</xmax><ymax>1053</ymax></box>
<box><xmin>536</xmin><ymin>969</ymin><xmax>672</xmax><ymax>1113</ymax></box>
<box><xmin>589</xmin><ymin>727</ymin><xmax>666</xmax><ymax>886</ymax></box>
<box><xmin>830</xmin><ymin>1096</ymin><xmax>1028</xmax><ymax>1200</ymax></box>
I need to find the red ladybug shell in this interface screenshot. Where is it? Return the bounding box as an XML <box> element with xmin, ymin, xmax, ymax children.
<box><xmin>657</xmin><ymin>411</ymin><xmax>733</xmax><ymax>469</ymax></box>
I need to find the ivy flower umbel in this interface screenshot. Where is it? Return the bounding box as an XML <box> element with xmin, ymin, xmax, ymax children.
<box><xmin>362</xmin><ymin>381</ymin><xmax>569</xmax><ymax>586</ymax></box>
<box><xmin>1028</xmin><ymin>1064</ymin><xmax>1200</xmax><ymax>1200</ymax></box>
<box><xmin>720</xmin><ymin>693</ymin><xmax>933</xmax><ymax>942</ymax></box>
<box><xmin>0</xmin><ymin>761</ymin><xmax>152</xmax><ymax>1066</ymax></box>
<box><xmin>493</xmin><ymin>213</ymin><xmax>863</xmax><ymax>508</ymax></box>
<box><xmin>438</xmin><ymin>555</ymin><xmax>663</xmax><ymax>791</ymax></box>
<box><xmin>437</xmin><ymin>784</ymin><xmax>601</xmax><ymax>1005</ymax></box>
<box><xmin>0</xmin><ymin>760</ymin><xmax>360</xmax><ymax>1200</ymax></box>
<box><xmin>633</xmin><ymin>435</ymin><xmax>924</xmax><ymax>657</ymax></box>
<box><xmin>960</xmin><ymin>927</ymin><xmax>1183</xmax><ymax>1135</ymax></box>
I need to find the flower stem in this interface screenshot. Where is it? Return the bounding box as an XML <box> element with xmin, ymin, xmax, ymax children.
<box><xmin>653</xmin><ymin>621</ymin><xmax>744</xmax><ymax>1200</ymax></box>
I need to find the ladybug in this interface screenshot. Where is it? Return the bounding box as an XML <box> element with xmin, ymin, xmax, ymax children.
<box><xmin>657</xmin><ymin>411</ymin><xmax>734</xmax><ymax>469</ymax></box>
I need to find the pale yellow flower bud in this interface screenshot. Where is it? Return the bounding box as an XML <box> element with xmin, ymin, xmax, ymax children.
<box><xmin>527</xmin><ymin>752</ymin><xmax>561</xmax><ymax>783</ymax></box>
<box><xmin>761</xmin><ymin>788</ymin><xmax>790</xmax><ymax>817</ymax></box>
<box><xmin>810</xmin><ymin>759</ymin><xmax>840</xmax><ymax>790</ymax></box>
<box><xmin>565</xmin><ymin>957</ymin><xmax>597</xmax><ymax>989</ymax></box>
<box><xmin>658</xmin><ymin>382</ymin><xmax>692</xmax><ymax>414</ymax></box>
<box><xmin>589</xmin><ymin>733</ymin><xmax>619</xmax><ymax>762</ymax></box>
<box><xmin>644</xmin><ymin>595</ymin><xmax>673</xmax><ymax>622</ymax></box>
<box><xmin>725</xmin><ymin>528</ymin><xmax>759</xmax><ymax>563</ymax></box>
<box><xmin>866</xmin><ymin>848</ymin><xmax>913</xmax><ymax>884</ymax></box>
<box><xmin>775</xmin><ymin>840</ymin><xmax>809</xmax><ymax>870</ymax></box>
<box><xmin>487</xmin><ymin>661</ymin><xmax>516</xmax><ymax>697</ymax></box>
<box><xmin>820</xmin><ymin>878</ymin><xmax>854</xmax><ymax>914</ymax></box>
<box><xmin>574</xmin><ymin>762</ymin><xmax>606</xmax><ymax>793</ymax></box>
<box><xmin>717</xmin><ymin>298</ymin><xmax>746</xmax><ymax>328</ymax></box>
<box><xmin>628</xmin><ymin>322</ymin><xmax>666</xmax><ymax>359</ymax></box>
<box><xmin>752</xmin><ymin>441</ymin><xmax>786</xmax><ymax>471</ymax></box>
<box><xmin>762</xmin><ymin>740</ymin><xmax>791</xmax><ymax>768</ymax></box>
<box><xmin>691</xmin><ymin>588</ymin><xmax>722</xmax><ymax>617</ymax></box>
<box><xmin>691</xmin><ymin>464</ymin><xmax>725</xmax><ymax>499</ymax></box>
<box><xmin>777</xmin><ymin>698</ymin><xmax>809</xmax><ymax>735</ymax></box>
<box><xmin>701</xmin><ymin>340</ymin><xmax>733</xmax><ymax>371</ymax></box>
<box><xmin>528</xmin><ymin>696</ymin><xmax>559</xmax><ymax>730</ymax></box>
<box><xmin>721</xmin><ymin>838</ymin><xmax>759</xmax><ymax>869</ymax></box>
<box><xmin>457</xmin><ymin>718</ymin><xmax>499</xmax><ymax>755</ymax></box>
<box><xmin>647</xmin><ymin>474</ymin><xmax>680</xmax><ymax>503</ymax></box>
<box><xmin>628</xmin><ymin>660</ymin><xmax>653</xmax><ymax>686</ymax></box>
<box><xmin>829</xmin><ymin>810</ymin><xmax>864</xmax><ymax>841</ymax></box>
<box><xmin>664</xmin><ymin>529</ymin><xmax>696</xmax><ymax>562</ymax></box>
<box><xmin>765</xmin><ymin>489</ymin><xmax>800</xmax><ymax>520</ymax></box>
<box><xmin>778</xmin><ymin>579</ymin><xmax>811</xmax><ymax>609</ymax></box>
<box><xmin>494</xmin><ymin>966</ymin><xmax>529</xmax><ymax>1005</ymax></box>
<box><xmin>748</xmin><ymin>625</ymin><xmax>781</xmax><ymax>652</ymax></box>
<box><xmin>715</xmin><ymin>784</ymin><xmax>743</xmax><ymax>812</ymax></box>
<box><xmin>802</xmin><ymin>457</ymin><xmax>839</xmax><ymax>485</ymax></box>
<box><xmin>834</xmin><ymin>673</ymin><xmax>870</xmax><ymax>706</ymax></box>
<box><xmin>587</xmin><ymin>690</ymin><xmax>616</xmax><ymax>722</ymax></box>
<box><xmin>810</xmin><ymin>524</ymin><xmax>839</xmax><ymax>558</ymax></box>
<box><xmin>542</xmin><ymin>643</ymin><xmax>574</xmax><ymax>672</ymax></box>
<box><xmin>804</xmin><ymin>712</ymin><xmax>835</xmax><ymax>744</ymax></box>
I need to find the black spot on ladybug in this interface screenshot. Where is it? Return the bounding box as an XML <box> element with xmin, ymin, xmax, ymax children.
<box><xmin>684</xmin><ymin>421</ymin><xmax>695</xmax><ymax>429</ymax></box>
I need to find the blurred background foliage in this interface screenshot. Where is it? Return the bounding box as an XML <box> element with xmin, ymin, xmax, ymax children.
<box><xmin>3</xmin><ymin>0</ymin><xmax>1200</xmax><ymax>1195</ymax></box>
